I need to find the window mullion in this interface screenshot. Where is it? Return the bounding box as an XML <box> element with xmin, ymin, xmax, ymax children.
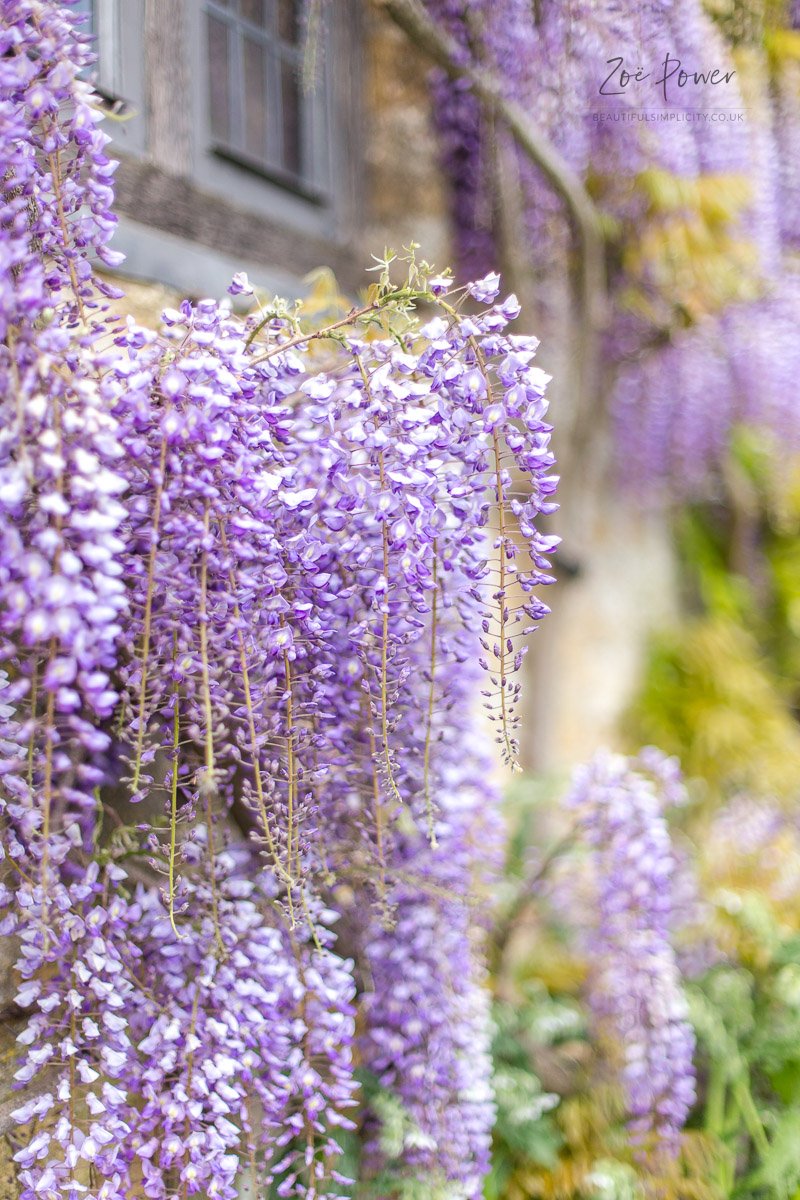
<box><xmin>265</xmin><ymin>38</ymin><xmax>282</xmax><ymax>172</ymax></box>
<box><xmin>230</xmin><ymin>13</ymin><xmax>245</xmax><ymax>158</ymax></box>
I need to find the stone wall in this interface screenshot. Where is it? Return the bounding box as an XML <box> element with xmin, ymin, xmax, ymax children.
<box><xmin>361</xmin><ymin>8</ymin><xmax>452</xmax><ymax>268</ymax></box>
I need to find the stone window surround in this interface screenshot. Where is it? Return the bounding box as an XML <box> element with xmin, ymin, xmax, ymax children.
<box><xmin>93</xmin><ymin>0</ymin><xmax>364</xmax><ymax>295</ymax></box>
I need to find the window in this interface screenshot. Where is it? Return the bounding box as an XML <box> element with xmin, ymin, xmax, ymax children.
<box><xmin>206</xmin><ymin>0</ymin><xmax>327</xmax><ymax>199</ymax></box>
<box><xmin>75</xmin><ymin>0</ymin><xmax>146</xmax><ymax>154</ymax></box>
<box><xmin>74</xmin><ymin>0</ymin><xmax>125</xmax><ymax>103</ymax></box>
<box><xmin>106</xmin><ymin>0</ymin><xmax>363</xmax><ymax>293</ymax></box>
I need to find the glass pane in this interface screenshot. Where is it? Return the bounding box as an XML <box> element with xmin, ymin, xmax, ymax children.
<box><xmin>240</xmin><ymin>0</ymin><xmax>267</xmax><ymax>26</ymax></box>
<box><xmin>243</xmin><ymin>37</ymin><xmax>268</xmax><ymax>162</ymax></box>
<box><xmin>281</xmin><ymin>59</ymin><xmax>301</xmax><ymax>176</ymax></box>
<box><xmin>207</xmin><ymin>16</ymin><xmax>231</xmax><ymax>143</ymax></box>
<box><xmin>277</xmin><ymin>0</ymin><xmax>300</xmax><ymax>44</ymax></box>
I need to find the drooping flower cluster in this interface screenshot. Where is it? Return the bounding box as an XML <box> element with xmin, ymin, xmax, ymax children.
<box><xmin>3</xmin><ymin>832</ymin><xmax>358</xmax><ymax>1200</ymax></box>
<box><xmin>0</xmin><ymin>4</ymin><xmax>559</xmax><ymax>1197</ymax></box>
<box><xmin>565</xmin><ymin>749</ymin><xmax>697</xmax><ymax>1159</ymax></box>
<box><xmin>357</xmin><ymin>606</ymin><xmax>505</xmax><ymax>1196</ymax></box>
<box><xmin>0</xmin><ymin>0</ymin><xmax>128</xmax><ymax>894</ymax></box>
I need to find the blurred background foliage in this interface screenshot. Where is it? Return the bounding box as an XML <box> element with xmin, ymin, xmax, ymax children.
<box><xmin>485</xmin><ymin>428</ymin><xmax>800</xmax><ymax>1200</ymax></box>
<box><xmin>631</xmin><ymin>429</ymin><xmax>800</xmax><ymax>796</ymax></box>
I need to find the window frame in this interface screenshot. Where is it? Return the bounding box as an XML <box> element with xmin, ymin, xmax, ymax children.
<box><xmin>103</xmin><ymin>0</ymin><xmax>364</xmax><ymax>292</ymax></box>
<box><xmin>83</xmin><ymin>0</ymin><xmax>147</xmax><ymax>156</ymax></box>
<box><xmin>204</xmin><ymin>0</ymin><xmax>328</xmax><ymax>202</ymax></box>
<box><xmin>187</xmin><ymin>0</ymin><xmax>353</xmax><ymax>243</ymax></box>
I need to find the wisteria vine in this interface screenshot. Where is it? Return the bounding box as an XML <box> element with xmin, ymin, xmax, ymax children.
<box><xmin>423</xmin><ymin>0</ymin><xmax>800</xmax><ymax>493</ymax></box>
<box><xmin>0</xmin><ymin>2</ymin><xmax>559</xmax><ymax>1197</ymax></box>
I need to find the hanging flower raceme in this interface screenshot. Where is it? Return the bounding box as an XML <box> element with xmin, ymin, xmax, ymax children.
<box><xmin>0</xmin><ymin>0</ymin><xmax>128</xmax><ymax>911</ymax></box>
<box><xmin>357</xmin><ymin>610</ymin><xmax>504</xmax><ymax>1197</ymax></box>
<box><xmin>1</xmin><ymin>4</ymin><xmax>559</xmax><ymax>1198</ymax></box>
<box><xmin>127</xmin><ymin>846</ymin><xmax>358</xmax><ymax>1200</ymax></box>
<box><xmin>565</xmin><ymin>749</ymin><xmax>697</xmax><ymax>1160</ymax></box>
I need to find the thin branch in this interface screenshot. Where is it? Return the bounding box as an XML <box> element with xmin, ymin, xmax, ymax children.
<box><xmin>491</xmin><ymin>824</ymin><xmax>577</xmax><ymax>969</ymax></box>
<box><xmin>247</xmin><ymin>301</ymin><xmax>375</xmax><ymax>355</ymax></box>
<box><xmin>379</xmin><ymin>0</ymin><xmax>608</xmax><ymax>452</ymax></box>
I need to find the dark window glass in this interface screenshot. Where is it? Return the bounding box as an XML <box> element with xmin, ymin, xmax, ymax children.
<box><xmin>205</xmin><ymin>0</ymin><xmax>317</xmax><ymax>190</ymax></box>
<box><xmin>243</xmin><ymin>36</ymin><xmax>268</xmax><ymax>160</ymax></box>
<box><xmin>207</xmin><ymin>15</ymin><xmax>231</xmax><ymax>143</ymax></box>
<box><xmin>280</xmin><ymin>57</ymin><xmax>301</xmax><ymax>177</ymax></box>
<box><xmin>241</xmin><ymin>0</ymin><xmax>267</xmax><ymax>27</ymax></box>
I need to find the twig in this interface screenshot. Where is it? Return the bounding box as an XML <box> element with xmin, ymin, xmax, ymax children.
<box><xmin>492</xmin><ymin>824</ymin><xmax>577</xmax><ymax>967</ymax></box>
<box><xmin>379</xmin><ymin>0</ymin><xmax>608</xmax><ymax>456</ymax></box>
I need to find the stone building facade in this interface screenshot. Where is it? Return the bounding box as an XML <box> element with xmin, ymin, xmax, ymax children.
<box><xmin>86</xmin><ymin>0</ymin><xmax>447</xmax><ymax>302</ymax></box>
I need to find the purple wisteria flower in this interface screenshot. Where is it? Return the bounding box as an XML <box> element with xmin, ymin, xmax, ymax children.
<box><xmin>0</xmin><ymin>3</ymin><xmax>561</xmax><ymax>1197</ymax></box>
<box><xmin>356</xmin><ymin>573</ymin><xmax>505</xmax><ymax>1195</ymax></box>
<box><xmin>565</xmin><ymin>749</ymin><xmax>697</xmax><ymax>1159</ymax></box>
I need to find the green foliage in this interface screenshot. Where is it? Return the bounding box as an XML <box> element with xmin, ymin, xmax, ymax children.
<box><xmin>764</xmin><ymin>26</ymin><xmax>800</xmax><ymax>63</ymax></box>
<box><xmin>628</xmin><ymin>432</ymin><xmax>800</xmax><ymax>799</ymax></box>
<box><xmin>488</xmin><ymin>994</ymin><xmax>570</xmax><ymax>1192</ymax></box>
<box><xmin>704</xmin><ymin>0</ymin><xmax>796</xmax><ymax>52</ymax></box>
<box><xmin>686</xmin><ymin>944</ymin><xmax>800</xmax><ymax>1200</ymax></box>
<box><xmin>345</xmin><ymin>1077</ymin><xmax>467</xmax><ymax>1200</ymax></box>
<box><xmin>581</xmin><ymin>1160</ymin><xmax>644</xmax><ymax>1200</ymax></box>
<box><xmin>489</xmin><ymin>769</ymin><xmax>800</xmax><ymax>1200</ymax></box>
<box><xmin>628</xmin><ymin>616</ymin><xmax>800</xmax><ymax>795</ymax></box>
<box><xmin>619</xmin><ymin>169</ymin><xmax>760</xmax><ymax>330</ymax></box>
